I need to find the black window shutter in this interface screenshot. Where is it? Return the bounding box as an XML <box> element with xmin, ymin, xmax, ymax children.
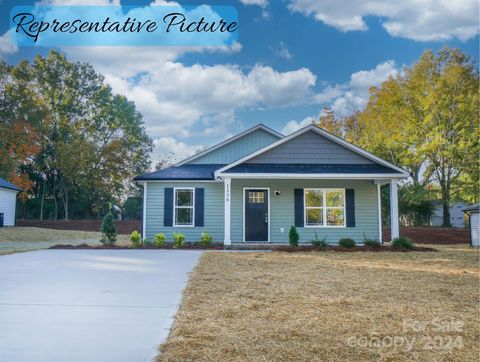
<box><xmin>346</xmin><ymin>189</ymin><xmax>355</xmax><ymax>227</ymax></box>
<box><xmin>164</xmin><ymin>188</ymin><xmax>173</xmax><ymax>227</ymax></box>
<box><xmin>294</xmin><ymin>188</ymin><xmax>304</xmax><ymax>227</ymax></box>
<box><xmin>195</xmin><ymin>188</ymin><xmax>204</xmax><ymax>227</ymax></box>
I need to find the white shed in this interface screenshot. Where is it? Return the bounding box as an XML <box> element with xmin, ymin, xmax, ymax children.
<box><xmin>464</xmin><ymin>204</ymin><xmax>480</xmax><ymax>247</ymax></box>
<box><xmin>0</xmin><ymin>178</ymin><xmax>22</xmax><ymax>227</ymax></box>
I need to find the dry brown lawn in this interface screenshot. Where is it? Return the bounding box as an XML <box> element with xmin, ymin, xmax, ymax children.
<box><xmin>0</xmin><ymin>227</ymin><xmax>129</xmax><ymax>243</ymax></box>
<box><xmin>158</xmin><ymin>245</ymin><xmax>479</xmax><ymax>361</ymax></box>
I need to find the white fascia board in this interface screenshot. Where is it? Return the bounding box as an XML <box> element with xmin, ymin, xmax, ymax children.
<box><xmin>215</xmin><ymin>124</ymin><xmax>408</xmax><ymax>176</ymax></box>
<box><xmin>176</xmin><ymin>124</ymin><xmax>283</xmax><ymax>166</ymax></box>
<box><xmin>215</xmin><ymin>173</ymin><xmax>407</xmax><ymax>180</ymax></box>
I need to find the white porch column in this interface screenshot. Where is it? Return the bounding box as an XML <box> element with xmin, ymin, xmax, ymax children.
<box><xmin>142</xmin><ymin>182</ymin><xmax>147</xmax><ymax>239</ymax></box>
<box><xmin>224</xmin><ymin>177</ymin><xmax>232</xmax><ymax>245</ymax></box>
<box><xmin>390</xmin><ymin>179</ymin><xmax>399</xmax><ymax>240</ymax></box>
<box><xmin>377</xmin><ymin>183</ymin><xmax>383</xmax><ymax>244</ymax></box>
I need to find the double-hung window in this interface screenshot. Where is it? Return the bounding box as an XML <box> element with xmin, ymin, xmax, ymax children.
<box><xmin>304</xmin><ymin>188</ymin><xmax>345</xmax><ymax>227</ymax></box>
<box><xmin>174</xmin><ymin>188</ymin><xmax>194</xmax><ymax>226</ymax></box>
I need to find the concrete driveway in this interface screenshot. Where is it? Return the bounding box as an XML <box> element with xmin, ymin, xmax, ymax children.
<box><xmin>0</xmin><ymin>250</ymin><xmax>203</xmax><ymax>362</ymax></box>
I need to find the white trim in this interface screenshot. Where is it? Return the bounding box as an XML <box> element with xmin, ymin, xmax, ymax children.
<box><xmin>177</xmin><ymin>124</ymin><xmax>283</xmax><ymax>166</ymax></box>
<box><xmin>303</xmin><ymin>188</ymin><xmax>346</xmax><ymax>228</ymax></box>
<box><xmin>142</xmin><ymin>182</ymin><xmax>147</xmax><ymax>238</ymax></box>
<box><xmin>173</xmin><ymin>187</ymin><xmax>195</xmax><ymax>228</ymax></box>
<box><xmin>224</xmin><ymin>177</ymin><xmax>231</xmax><ymax>245</ymax></box>
<box><xmin>390</xmin><ymin>179</ymin><xmax>399</xmax><ymax>240</ymax></box>
<box><xmin>377</xmin><ymin>183</ymin><xmax>383</xmax><ymax>244</ymax></box>
<box><xmin>215</xmin><ymin>124</ymin><xmax>409</xmax><ymax>177</ymax></box>
<box><xmin>216</xmin><ymin>173</ymin><xmax>405</xmax><ymax>180</ymax></box>
<box><xmin>243</xmin><ymin>187</ymin><xmax>270</xmax><ymax>243</ymax></box>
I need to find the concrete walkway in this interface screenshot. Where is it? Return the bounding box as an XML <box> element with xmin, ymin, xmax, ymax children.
<box><xmin>0</xmin><ymin>250</ymin><xmax>203</xmax><ymax>362</ymax></box>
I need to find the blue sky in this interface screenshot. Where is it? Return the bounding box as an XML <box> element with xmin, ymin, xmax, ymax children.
<box><xmin>1</xmin><ymin>0</ymin><xmax>478</xmax><ymax>165</ymax></box>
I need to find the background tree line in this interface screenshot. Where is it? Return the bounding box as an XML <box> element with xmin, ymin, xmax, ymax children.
<box><xmin>1</xmin><ymin>51</ymin><xmax>152</xmax><ymax>220</ymax></box>
<box><xmin>316</xmin><ymin>48</ymin><xmax>479</xmax><ymax>226</ymax></box>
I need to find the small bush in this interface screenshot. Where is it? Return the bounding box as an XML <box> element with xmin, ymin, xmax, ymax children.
<box><xmin>289</xmin><ymin>226</ymin><xmax>299</xmax><ymax>246</ymax></box>
<box><xmin>130</xmin><ymin>231</ymin><xmax>142</xmax><ymax>247</ymax></box>
<box><xmin>154</xmin><ymin>233</ymin><xmax>166</xmax><ymax>247</ymax></box>
<box><xmin>100</xmin><ymin>209</ymin><xmax>116</xmax><ymax>245</ymax></box>
<box><xmin>173</xmin><ymin>232</ymin><xmax>185</xmax><ymax>248</ymax></box>
<box><xmin>392</xmin><ymin>237</ymin><xmax>414</xmax><ymax>249</ymax></box>
<box><xmin>311</xmin><ymin>232</ymin><xmax>328</xmax><ymax>247</ymax></box>
<box><xmin>364</xmin><ymin>238</ymin><xmax>381</xmax><ymax>248</ymax></box>
<box><xmin>200</xmin><ymin>232</ymin><xmax>213</xmax><ymax>247</ymax></box>
<box><xmin>339</xmin><ymin>238</ymin><xmax>356</xmax><ymax>248</ymax></box>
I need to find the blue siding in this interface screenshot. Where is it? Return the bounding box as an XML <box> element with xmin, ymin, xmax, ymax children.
<box><xmin>189</xmin><ymin>129</ymin><xmax>279</xmax><ymax>164</ymax></box>
<box><xmin>145</xmin><ymin>182</ymin><xmax>224</xmax><ymax>242</ymax></box>
<box><xmin>145</xmin><ymin>179</ymin><xmax>380</xmax><ymax>245</ymax></box>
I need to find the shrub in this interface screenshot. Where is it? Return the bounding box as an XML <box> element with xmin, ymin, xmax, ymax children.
<box><xmin>130</xmin><ymin>231</ymin><xmax>142</xmax><ymax>247</ymax></box>
<box><xmin>392</xmin><ymin>237</ymin><xmax>414</xmax><ymax>249</ymax></box>
<box><xmin>364</xmin><ymin>238</ymin><xmax>381</xmax><ymax>248</ymax></box>
<box><xmin>173</xmin><ymin>232</ymin><xmax>185</xmax><ymax>248</ymax></box>
<box><xmin>154</xmin><ymin>233</ymin><xmax>166</xmax><ymax>247</ymax></box>
<box><xmin>200</xmin><ymin>232</ymin><xmax>213</xmax><ymax>247</ymax></box>
<box><xmin>339</xmin><ymin>238</ymin><xmax>356</xmax><ymax>248</ymax></box>
<box><xmin>100</xmin><ymin>209</ymin><xmax>116</xmax><ymax>245</ymax></box>
<box><xmin>311</xmin><ymin>232</ymin><xmax>328</xmax><ymax>247</ymax></box>
<box><xmin>289</xmin><ymin>226</ymin><xmax>299</xmax><ymax>246</ymax></box>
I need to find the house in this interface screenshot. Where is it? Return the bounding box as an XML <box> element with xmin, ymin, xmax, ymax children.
<box><xmin>0</xmin><ymin>178</ymin><xmax>22</xmax><ymax>227</ymax></box>
<box><xmin>464</xmin><ymin>204</ymin><xmax>479</xmax><ymax>247</ymax></box>
<box><xmin>134</xmin><ymin>124</ymin><xmax>408</xmax><ymax>245</ymax></box>
<box><xmin>430</xmin><ymin>201</ymin><xmax>469</xmax><ymax>228</ymax></box>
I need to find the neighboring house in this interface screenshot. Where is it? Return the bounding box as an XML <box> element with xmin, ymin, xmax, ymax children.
<box><xmin>0</xmin><ymin>178</ymin><xmax>22</xmax><ymax>227</ymax></box>
<box><xmin>134</xmin><ymin>124</ymin><xmax>408</xmax><ymax>245</ymax></box>
<box><xmin>464</xmin><ymin>204</ymin><xmax>479</xmax><ymax>247</ymax></box>
<box><xmin>430</xmin><ymin>202</ymin><xmax>470</xmax><ymax>228</ymax></box>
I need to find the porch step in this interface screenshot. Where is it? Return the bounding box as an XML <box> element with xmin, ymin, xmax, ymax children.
<box><xmin>227</xmin><ymin>243</ymin><xmax>284</xmax><ymax>250</ymax></box>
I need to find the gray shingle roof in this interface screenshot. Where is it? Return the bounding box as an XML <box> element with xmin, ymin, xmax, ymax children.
<box><xmin>224</xmin><ymin>163</ymin><xmax>400</xmax><ymax>174</ymax></box>
<box><xmin>134</xmin><ymin>164</ymin><xmax>225</xmax><ymax>181</ymax></box>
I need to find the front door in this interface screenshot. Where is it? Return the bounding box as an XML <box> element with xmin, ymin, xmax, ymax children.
<box><xmin>245</xmin><ymin>189</ymin><xmax>269</xmax><ymax>242</ymax></box>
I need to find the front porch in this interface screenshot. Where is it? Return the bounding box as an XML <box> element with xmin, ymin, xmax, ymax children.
<box><xmin>221</xmin><ymin>177</ymin><xmax>400</xmax><ymax>246</ymax></box>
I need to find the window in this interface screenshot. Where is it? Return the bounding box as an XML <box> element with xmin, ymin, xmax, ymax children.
<box><xmin>249</xmin><ymin>191</ymin><xmax>264</xmax><ymax>203</ymax></box>
<box><xmin>304</xmin><ymin>189</ymin><xmax>345</xmax><ymax>227</ymax></box>
<box><xmin>174</xmin><ymin>188</ymin><xmax>194</xmax><ymax>226</ymax></box>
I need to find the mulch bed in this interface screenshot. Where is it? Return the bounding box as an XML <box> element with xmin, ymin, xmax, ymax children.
<box><xmin>49</xmin><ymin>243</ymin><xmax>225</xmax><ymax>250</ymax></box>
<box><xmin>49</xmin><ymin>243</ymin><xmax>436</xmax><ymax>252</ymax></box>
<box><xmin>272</xmin><ymin>245</ymin><xmax>436</xmax><ymax>252</ymax></box>
<box><xmin>383</xmin><ymin>226</ymin><xmax>469</xmax><ymax>244</ymax></box>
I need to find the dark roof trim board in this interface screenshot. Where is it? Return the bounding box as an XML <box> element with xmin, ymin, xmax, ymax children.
<box><xmin>134</xmin><ymin>164</ymin><xmax>225</xmax><ymax>181</ymax></box>
<box><xmin>176</xmin><ymin>124</ymin><xmax>283</xmax><ymax>166</ymax></box>
<box><xmin>225</xmin><ymin>164</ymin><xmax>399</xmax><ymax>174</ymax></box>
<box><xmin>0</xmin><ymin>178</ymin><xmax>23</xmax><ymax>192</ymax></box>
<box><xmin>215</xmin><ymin>124</ymin><xmax>409</xmax><ymax>177</ymax></box>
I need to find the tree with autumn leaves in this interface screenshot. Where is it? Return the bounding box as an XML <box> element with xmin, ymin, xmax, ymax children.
<box><xmin>0</xmin><ymin>51</ymin><xmax>152</xmax><ymax>220</ymax></box>
<box><xmin>317</xmin><ymin>48</ymin><xmax>479</xmax><ymax>226</ymax></box>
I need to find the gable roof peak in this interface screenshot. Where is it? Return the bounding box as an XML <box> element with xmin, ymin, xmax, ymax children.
<box><xmin>176</xmin><ymin>123</ymin><xmax>283</xmax><ymax>166</ymax></box>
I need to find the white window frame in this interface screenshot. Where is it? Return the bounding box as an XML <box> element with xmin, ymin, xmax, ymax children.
<box><xmin>173</xmin><ymin>187</ymin><xmax>195</xmax><ymax>227</ymax></box>
<box><xmin>304</xmin><ymin>188</ymin><xmax>346</xmax><ymax>228</ymax></box>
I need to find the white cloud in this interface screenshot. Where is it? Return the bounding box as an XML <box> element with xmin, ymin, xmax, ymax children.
<box><xmin>331</xmin><ymin>60</ymin><xmax>398</xmax><ymax>115</ymax></box>
<box><xmin>152</xmin><ymin>137</ymin><xmax>203</xmax><ymax>165</ymax></box>
<box><xmin>283</xmin><ymin>60</ymin><xmax>399</xmax><ymax>133</ymax></box>
<box><xmin>288</xmin><ymin>0</ymin><xmax>479</xmax><ymax>41</ymax></box>
<box><xmin>239</xmin><ymin>0</ymin><xmax>268</xmax><ymax>7</ymax></box>
<box><xmin>282</xmin><ymin>116</ymin><xmax>315</xmax><ymax>134</ymax></box>
<box><xmin>0</xmin><ymin>31</ymin><xmax>19</xmax><ymax>58</ymax></box>
<box><xmin>101</xmin><ymin>62</ymin><xmax>316</xmax><ymax>137</ymax></box>
<box><xmin>273</xmin><ymin>42</ymin><xmax>293</xmax><ymax>60</ymax></box>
